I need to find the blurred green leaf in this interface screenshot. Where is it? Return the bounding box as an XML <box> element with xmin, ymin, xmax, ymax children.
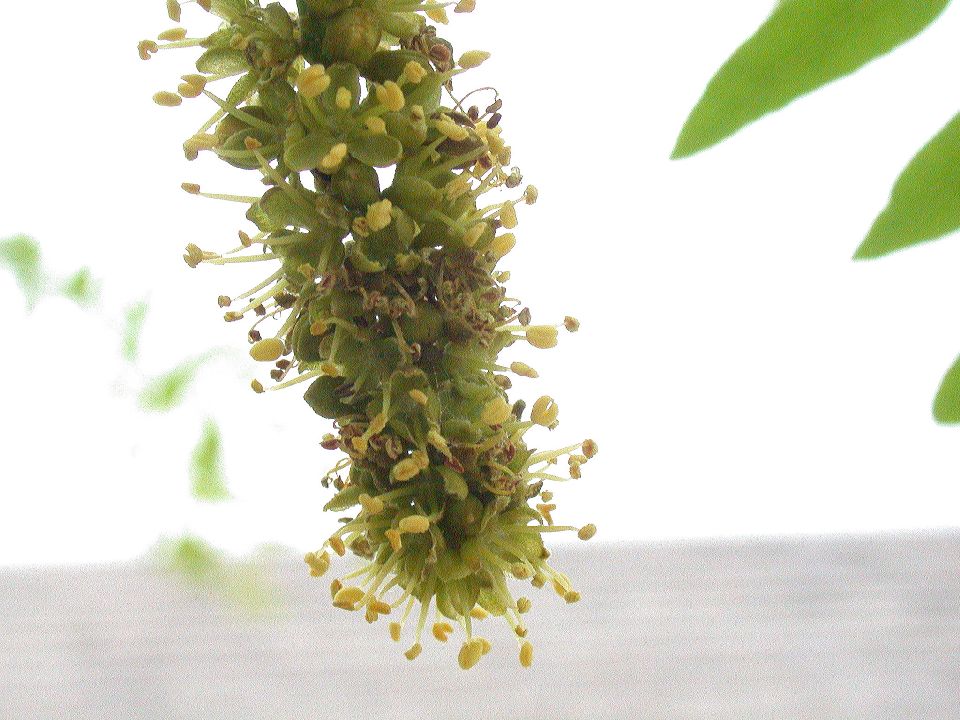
<box><xmin>0</xmin><ymin>235</ymin><xmax>45</xmax><ymax>308</ymax></box>
<box><xmin>122</xmin><ymin>301</ymin><xmax>149</xmax><ymax>362</ymax></box>
<box><xmin>933</xmin><ymin>354</ymin><xmax>960</xmax><ymax>423</ymax></box>
<box><xmin>138</xmin><ymin>354</ymin><xmax>213</xmax><ymax>412</ymax></box>
<box><xmin>191</xmin><ymin>419</ymin><xmax>230</xmax><ymax>502</ymax></box>
<box><xmin>157</xmin><ymin>535</ymin><xmax>283</xmax><ymax>615</ymax></box>
<box><xmin>855</xmin><ymin>112</ymin><xmax>960</xmax><ymax>259</ymax></box>
<box><xmin>59</xmin><ymin>267</ymin><xmax>100</xmax><ymax>308</ymax></box>
<box><xmin>673</xmin><ymin>0</ymin><xmax>950</xmax><ymax>158</ymax></box>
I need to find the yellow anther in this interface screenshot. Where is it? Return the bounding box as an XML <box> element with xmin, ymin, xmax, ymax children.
<box><xmin>330</xmin><ymin>578</ymin><xmax>343</xmax><ymax>600</ymax></box>
<box><xmin>333</xmin><ymin>586</ymin><xmax>365</xmax><ymax>610</ymax></box>
<box><xmin>385</xmin><ymin>528</ymin><xmax>403</xmax><ymax>552</ymax></box>
<box><xmin>320</xmin><ymin>362</ymin><xmax>341</xmax><ymax>377</ymax></box>
<box><xmin>514</xmin><ymin>625</ymin><xmax>528</xmax><ymax>638</ymax></box>
<box><xmin>540</xmin><ymin>490</ymin><xmax>554</xmax><ymax>502</ymax></box>
<box><xmin>531</xmin><ymin>396</ymin><xmax>559</xmax><ymax>427</ymax></box>
<box><xmin>178</xmin><ymin>82</ymin><xmax>203</xmax><ymax>99</ymax></box>
<box><xmin>297</xmin><ymin>65</ymin><xmax>330</xmax><ymax>98</ymax></box>
<box><xmin>564</xmin><ymin>590</ymin><xmax>581</xmax><ymax>604</ymax></box>
<box><xmin>403</xmin><ymin>60</ymin><xmax>428</xmax><ymax>84</ymax></box>
<box><xmin>364</xmin><ymin>116</ymin><xmax>387</xmax><ymax>135</ymax></box>
<box><xmin>511</xmin><ymin>563</ymin><xmax>531</xmax><ymax>580</ymax></box>
<box><xmin>458</xmin><ymin>640</ymin><xmax>484</xmax><ymax>670</ymax></box>
<box><xmin>578</xmin><ymin>523</ymin><xmax>597</xmax><ymax>541</ymax></box>
<box><xmin>368</xmin><ymin>412</ymin><xmax>388</xmax><ymax>435</ymax></box>
<box><xmin>319</xmin><ymin>143</ymin><xmax>348</xmax><ymax>173</ymax></box>
<box><xmin>516</xmin><ymin>597</ymin><xmax>531</xmax><ymax>614</ymax></box>
<box><xmin>359</xmin><ymin>493</ymin><xmax>385</xmax><ymax>515</ymax></box>
<box><xmin>351</xmin><ymin>435</ymin><xmax>368</xmax><ymax>456</ymax></box>
<box><xmin>531</xmin><ymin>573</ymin><xmax>546</xmax><ymax>589</ymax></box>
<box><xmin>552</xmin><ymin>578</ymin><xmax>566</xmax><ymax>597</ymax></box>
<box><xmin>138</xmin><ymin>40</ymin><xmax>159</xmax><ymax>61</ymax></box>
<box><xmin>408</xmin><ymin>389</ymin><xmax>429</xmax><ymax>406</ymax></box>
<box><xmin>181</xmin><ymin>74</ymin><xmax>207</xmax><ymax>90</ymax></box>
<box><xmin>569</xmin><ymin>461</ymin><xmax>582</xmax><ymax>479</ymax></box>
<box><xmin>436</xmin><ymin>119</ymin><xmax>469</xmax><ymax>142</ymax></box>
<box><xmin>304</xmin><ymin>550</ymin><xmax>330</xmax><ymax>577</ymax></box>
<box><xmin>525</xmin><ymin>325</ymin><xmax>558</xmax><ymax>349</ymax></box>
<box><xmin>250</xmin><ymin>337</ymin><xmax>285</xmax><ymax>362</ymax></box>
<box><xmin>197</xmin><ymin>0</ymin><xmax>212</xmax><ymax>10</ymax></box>
<box><xmin>519</xmin><ymin>641</ymin><xmax>534</xmax><ymax>668</ymax></box>
<box><xmin>371</xmin><ymin>600</ymin><xmax>392</xmax><ymax>615</ymax></box>
<box><xmin>459</xmin><ymin>50</ymin><xmax>491</xmax><ymax>69</ymax></box>
<box><xmin>352</xmin><ymin>216</ymin><xmax>370</xmax><ymax>237</ymax></box>
<box><xmin>478</xmin><ymin>638</ymin><xmax>492</xmax><ymax>655</ymax></box>
<box><xmin>158</xmin><ymin>27</ymin><xmax>188</xmax><ymax>41</ymax></box>
<box><xmin>391</xmin><ymin>457</ymin><xmax>422</xmax><ymax>483</ymax></box>
<box><xmin>365</xmin><ymin>605</ymin><xmax>379</xmax><ymax>623</ymax></box>
<box><xmin>181</xmin><ymin>182</ymin><xmax>201</xmax><ymax>194</ymax></box>
<box><xmin>537</xmin><ymin>503</ymin><xmax>556</xmax><ymax>525</ymax></box>
<box><xmin>244</xmin><ymin>136</ymin><xmax>263</xmax><ymax>151</ymax></box>
<box><xmin>398</xmin><ymin>515</ymin><xmax>430</xmax><ymax>534</ymax></box>
<box><xmin>432</xmin><ymin>622</ymin><xmax>453</xmax><ymax>642</ymax></box>
<box><xmin>250</xmin><ymin>379</ymin><xmax>265</xmax><ymax>394</ymax></box>
<box><xmin>524</xmin><ymin>185</ymin><xmax>539</xmax><ymax>204</ymax></box>
<box><xmin>153</xmin><ymin>91</ymin><xmax>183</xmax><ymax>107</ymax></box>
<box><xmin>390</xmin><ymin>622</ymin><xmax>402</xmax><ymax>642</ymax></box>
<box><xmin>366</xmin><ymin>199</ymin><xmax>394</xmax><ymax>232</ymax></box>
<box><xmin>490</xmin><ymin>233</ymin><xmax>516</xmax><ymax>259</ymax></box>
<box><xmin>462</xmin><ymin>223</ymin><xmax>485</xmax><ymax>247</ymax></box>
<box><xmin>404</xmin><ymin>643</ymin><xmax>422</xmax><ymax>661</ymax></box>
<box><xmin>183</xmin><ymin>134</ymin><xmax>219</xmax><ymax>152</ymax></box>
<box><xmin>445</xmin><ymin>174</ymin><xmax>472</xmax><ymax>200</ymax></box>
<box><xmin>425</xmin><ymin>4</ymin><xmax>449</xmax><ymax>23</ymax></box>
<box><xmin>509</xmin><ymin>361</ymin><xmax>538</xmax><ymax>379</ymax></box>
<box><xmin>426</xmin><ymin>429</ymin><xmax>451</xmax><ymax>458</ymax></box>
<box><xmin>481</xmin><ymin>396</ymin><xmax>511</xmax><ymax>426</ymax></box>
<box><xmin>335</xmin><ymin>86</ymin><xmax>352</xmax><ymax>110</ymax></box>
<box><xmin>582</xmin><ymin>439</ymin><xmax>599</xmax><ymax>458</ymax></box>
<box><xmin>499</xmin><ymin>202</ymin><xmax>518</xmax><ymax>229</ymax></box>
<box><xmin>411</xmin><ymin>450</ymin><xmax>430</xmax><ymax>470</ymax></box>
<box><xmin>470</xmin><ymin>607</ymin><xmax>488</xmax><ymax>620</ymax></box>
<box><xmin>329</xmin><ymin>536</ymin><xmax>346</xmax><ymax>557</ymax></box>
<box><xmin>455</xmin><ymin>0</ymin><xmax>476</xmax><ymax>12</ymax></box>
<box><xmin>166</xmin><ymin>0</ymin><xmax>182</xmax><ymax>22</ymax></box>
<box><xmin>375</xmin><ymin>81</ymin><xmax>405</xmax><ymax>112</ymax></box>
<box><xmin>563</xmin><ymin>316</ymin><xmax>581</xmax><ymax>332</ymax></box>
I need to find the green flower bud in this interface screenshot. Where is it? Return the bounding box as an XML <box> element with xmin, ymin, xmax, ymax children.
<box><xmin>322</xmin><ymin>8</ymin><xmax>382</xmax><ymax>69</ymax></box>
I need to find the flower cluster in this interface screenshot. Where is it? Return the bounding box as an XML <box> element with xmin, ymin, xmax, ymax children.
<box><xmin>142</xmin><ymin>0</ymin><xmax>598</xmax><ymax>669</ymax></box>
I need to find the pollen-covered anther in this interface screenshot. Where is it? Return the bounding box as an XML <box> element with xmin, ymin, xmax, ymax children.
<box><xmin>516</xmin><ymin>597</ymin><xmax>532</xmax><ymax>614</ymax></box>
<box><xmin>329</xmin><ymin>536</ymin><xmax>346</xmax><ymax>557</ymax></box>
<box><xmin>332</xmin><ymin>586</ymin><xmax>365</xmax><ymax>610</ymax></box>
<box><xmin>499</xmin><ymin>202</ymin><xmax>518</xmax><ymax>229</ymax></box>
<box><xmin>481</xmin><ymin>396</ymin><xmax>512</xmax><ymax>426</ymax></box>
<box><xmin>531</xmin><ymin>396</ymin><xmax>559</xmax><ymax>427</ymax></box>
<box><xmin>537</xmin><ymin>503</ymin><xmax>556</xmax><ymax>525</ymax></box>
<box><xmin>138</xmin><ymin>40</ymin><xmax>159</xmax><ymax>60</ymax></box>
<box><xmin>425</xmin><ymin>3</ymin><xmax>449</xmax><ymax>23</ymax></box>
<box><xmin>335</xmin><ymin>86</ymin><xmax>353</xmax><ymax>110</ymax></box>
<box><xmin>250</xmin><ymin>379</ymin><xmax>265</xmax><ymax>394</ymax></box>
<box><xmin>403</xmin><ymin>60</ymin><xmax>427</xmax><ymax>84</ymax></box>
<box><xmin>519</xmin><ymin>641</ymin><xmax>534</xmax><ymax>668</ymax></box>
<box><xmin>404</xmin><ymin>643</ymin><xmax>422</xmax><ymax>661</ymax></box>
<box><xmin>432</xmin><ymin>622</ymin><xmax>454</xmax><ymax>642</ymax></box>
<box><xmin>563</xmin><ymin>316</ymin><xmax>581</xmax><ymax>332</ymax></box>
<box><xmin>250</xmin><ymin>337</ymin><xmax>285</xmax><ymax>362</ymax></box>
<box><xmin>391</xmin><ymin>457</ymin><xmax>422</xmax><ymax>483</ymax></box>
<box><xmin>158</xmin><ymin>27</ymin><xmax>188</xmax><ymax>41</ymax></box>
<box><xmin>296</xmin><ymin>65</ymin><xmax>330</xmax><ymax>98</ymax></box>
<box><xmin>366</xmin><ymin>199</ymin><xmax>393</xmax><ymax>232</ymax></box>
<box><xmin>524</xmin><ymin>185</ymin><xmax>539</xmax><ymax>205</ymax></box>
<box><xmin>511</xmin><ymin>563</ymin><xmax>531</xmax><ymax>580</ymax></box>
<box><xmin>525</xmin><ymin>325</ymin><xmax>558</xmax><ymax>349</ymax></box>
<box><xmin>458</xmin><ymin>639</ymin><xmax>485</xmax><ymax>670</ymax></box>
<box><xmin>470</xmin><ymin>607</ymin><xmax>488</xmax><ymax>620</ymax></box>
<box><xmin>455</xmin><ymin>0</ymin><xmax>476</xmax><ymax>12</ymax></box>
<box><xmin>371</xmin><ymin>600</ymin><xmax>391</xmax><ymax>615</ymax></box>
<box><xmin>182</xmin><ymin>243</ymin><xmax>217</xmax><ymax>268</ymax></box>
<box><xmin>462</xmin><ymin>223</ymin><xmax>485</xmax><ymax>247</ymax></box>
<box><xmin>385</xmin><ymin>529</ymin><xmax>403</xmax><ymax>552</ymax></box>
<box><xmin>459</xmin><ymin>50</ymin><xmax>491</xmax><ymax>69</ymax></box>
<box><xmin>408</xmin><ymin>389</ymin><xmax>429</xmax><ymax>406</ymax></box>
<box><xmin>569</xmin><ymin>461</ymin><xmax>582</xmax><ymax>479</ymax></box>
<box><xmin>582</xmin><ymin>439</ymin><xmax>599</xmax><ymax>458</ymax></box>
<box><xmin>398</xmin><ymin>515</ymin><xmax>430</xmax><ymax>534</ymax></box>
<box><xmin>540</xmin><ymin>490</ymin><xmax>554</xmax><ymax>502</ymax></box>
<box><xmin>330</xmin><ymin>579</ymin><xmax>343</xmax><ymax>600</ymax></box>
<box><xmin>578</xmin><ymin>524</ymin><xmax>597</xmax><ymax>541</ymax></box>
<box><xmin>365</xmin><ymin>605</ymin><xmax>379</xmax><ymax>623</ymax></box>
<box><xmin>390</xmin><ymin>622</ymin><xmax>402</xmax><ymax>642</ymax></box>
<box><xmin>436</xmin><ymin>119</ymin><xmax>469</xmax><ymax>142</ymax></box>
<box><xmin>304</xmin><ymin>550</ymin><xmax>331</xmax><ymax>577</ymax></box>
<box><xmin>181</xmin><ymin>182</ymin><xmax>201</xmax><ymax>194</ymax></box>
<box><xmin>178</xmin><ymin>82</ymin><xmax>203</xmax><ymax>99</ymax></box>
<box><xmin>564</xmin><ymin>590</ymin><xmax>582</xmax><ymax>604</ymax></box>
<box><xmin>183</xmin><ymin>134</ymin><xmax>219</xmax><ymax>152</ymax></box>
<box><xmin>359</xmin><ymin>493</ymin><xmax>384</xmax><ymax>515</ymax></box>
<box><xmin>375</xmin><ymin>81</ymin><xmax>406</xmax><ymax>112</ymax></box>
<box><xmin>364</xmin><ymin>116</ymin><xmax>387</xmax><ymax>135</ymax></box>
<box><xmin>510</xmin><ymin>361</ymin><xmax>538</xmax><ymax>379</ymax></box>
<box><xmin>153</xmin><ymin>91</ymin><xmax>183</xmax><ymax>107</ymax></box>
<box><xmin>319</xmin><ymin>143</ymin><xmax>348</xmax><ymax>173</ymax></box>
<box><xmin>490</xmin><ymin>233</ymin><xmax>516</xmax><ymax>259</ymax></box>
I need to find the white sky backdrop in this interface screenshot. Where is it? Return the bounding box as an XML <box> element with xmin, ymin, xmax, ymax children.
<box><xmin>2</xmin><ymin>1</ymin><xmax>960</xmax><ymax>565</ymax></box>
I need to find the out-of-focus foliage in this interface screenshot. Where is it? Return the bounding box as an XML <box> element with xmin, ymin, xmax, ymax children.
<box><xmin>122</xmin><ymin>301</ymin><xmax>150</xmax><ymax>362</ymax></box>
<box><xmin>673</xmin><ymin>0</ymin><xmax>960</xmax><ymax>424</ymax></box>
<box><xmin>191</xmin><ymin>419</ymin><xmax>231</xmax><ymax>502</ymax></box>
<box><xmin>1</xmin><ymin>236</ymin><xmax>45</xmax><ymax>308</ymax></box>
<box><xmin>59</xmin><ymin>267</ymin><xmax>100</xmax><ymax>308</ymax></box>
<box><xmin>139</xmin><ymin>353</ymin><xmax>216</xmax><ymax>412</ymax></box>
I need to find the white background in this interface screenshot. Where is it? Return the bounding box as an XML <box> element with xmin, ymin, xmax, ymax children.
<box><xmin>2</xmin><ymin>1</ymin><xmax>960</xmax><ymax>566</ymax></box>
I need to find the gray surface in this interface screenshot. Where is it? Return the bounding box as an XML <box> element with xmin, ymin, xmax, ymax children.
<box><xmin>2</xmin><ymin>533</ymin><xmax>959</xmax><ymax>719</ymax></box>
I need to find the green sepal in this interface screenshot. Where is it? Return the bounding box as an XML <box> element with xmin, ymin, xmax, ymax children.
<box><xmin>196</xmin><ymin>47</ymin><xmax>249</xmax><ymax>76</ymax></box>
<box><xmin>366</xmin><ymin>49</ymin><xmax>431</xmax><ymax>84</ymax></box>
<box><xmin>437</xmin><ymin>465</ymin><xmax>469</xmax><ymax>500</ymax></box>
<box><xmin>323</xmin><ymin>483</ymin><xmax>363</xmax><ymax>512</ymax></box>
<box><xmin>348</xmin><ymin>131</ymin><xmax>404</xmax><ymax>168</ymax></box>
<box><xmin>304</xmin><ymin>375</ymin><xmax>349</xmax><ymax>418</ymax></box>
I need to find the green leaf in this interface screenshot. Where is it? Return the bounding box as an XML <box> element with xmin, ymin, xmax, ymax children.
<box><xmin>933</xmin><ymin>354</ymin><xmax>960</xmax><ymax>423</ymax></box>
<box><xmin>138</xmin><ymin>354</ymin><xmax>213</xmax><ymax>412</ymax></box>
<box><xmin>0</xmin><ymin>235</ymin><xmax>44</xmax><ymax>308</ymax></box>
<box><xmin>122</xmin><ymin>301</ymin><xmax>149</xmax><ymax>362</ymax></box>
<box><xmin>190</xmin><ymin>419</ymin><xmax>230</xmax><ymax>502</ymax></box>
<box><xmin>196</xmin><ymin>47</ymin><xmax>249</xmax><ymax>76</ymax></box>
<box><xmin>672</xmin><ymin>0</ymin><xmax>950</xmax><ymax>159</ymax></box>
<box><xmin>855</xmin><ymin>112</ymin><xmax>960</xmax><ymax>259</ymax></box>
<box><xmin>59</xmin><ymin>267</ymin><xmax>99</xmax><ymax>308</ymax></box>
<box><xmin>161</xmin><ymin>535</ymin><xmax>221</xmax><ymax>582</ymax></box>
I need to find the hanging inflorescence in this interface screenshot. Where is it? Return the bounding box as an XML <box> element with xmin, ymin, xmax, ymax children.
<box><xmin>141</xmin><ymin>0</ymin><xmax>598</xmax><ymax>669</ymax></box>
